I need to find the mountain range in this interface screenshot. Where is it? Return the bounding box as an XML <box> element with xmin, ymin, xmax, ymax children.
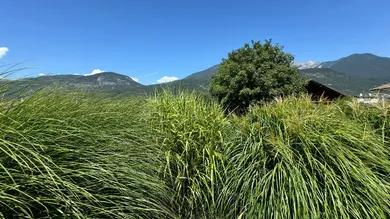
<box><xmin>294</xmin><ymin>53</ymin><xmax>390</xmax><ymax>78</ymax></box>
<box><xmin>170</xmin><ymin>53</ymin><xmax>390</xmax><ymax>95</ymax></box>
<box><xmin>1</xmin><ymin>53</ymin><xmax>389</xmax><ymax>97</ymax></box>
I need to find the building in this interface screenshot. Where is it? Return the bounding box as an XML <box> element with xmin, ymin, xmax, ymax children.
<box><xmin>369</xmin><ymin>83</ymin><xmax>390</xmax><ymax>92</ymax></box>
<box><xmin>305</xmin><ymin>79</ymin><xmax>346</xmax><ymax>101</ymax></box>
<box><xmin>368</xmin><ymin>83</ymin><xmax>390</xmax><ymax>102</ymax></box>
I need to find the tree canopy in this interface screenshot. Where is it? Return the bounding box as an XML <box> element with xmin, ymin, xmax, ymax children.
<box><xmin>210</xmin><ymin>40</ymin><xmax>306</xmax><ymax>112</ymax></box>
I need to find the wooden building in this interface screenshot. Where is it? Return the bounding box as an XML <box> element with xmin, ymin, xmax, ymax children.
<box><xmin>305</xmin><ymin>79</ymin><xmax>346</xmax><ymax>101</ymax></box>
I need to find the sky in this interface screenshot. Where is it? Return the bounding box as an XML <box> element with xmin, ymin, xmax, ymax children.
<box><xmin>1</xmin><ymin>0</ymin><xmax>389</xmax><ymax>85</ymax></box>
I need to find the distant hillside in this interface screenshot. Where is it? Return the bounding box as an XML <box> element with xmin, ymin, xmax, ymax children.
<box><xmin>0</xmin><ymin>72</ymin><xmax>145</xmax><ymax>97</ymax></box>
<box><xmin>146</xmin><ymin>65</ymin><xmax>221</xmax><ymax>92</ymax></box>
<box><xmin>184</xmin><ymin>65</ymin><xmax>220</xmax><ymax>81</ymax></box>
<box><xmin>320</xmin><ymin>53</ymin><xmax>390</xmax><ymax>78</ymax></box>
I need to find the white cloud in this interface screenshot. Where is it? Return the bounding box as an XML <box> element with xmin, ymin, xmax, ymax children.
<box><xmin>0</xmin><ymin>47</ymin><xmax>9</xmax><ymax>59</ymax></box>
<box><xmin>157</xmin><ymin>76</ymin><xmax>178</xmax><ymax>83</ymax></box>
<box><xmin>130</xmin><ymin>77</ymin><xmax>139</xmax><ymax>82</ymax></box>
<box><xmin>39</xmin><ymin>73</ymin><xmax>47</xmax><ymax>76</ymax></box>
<box><xmin>85</xmin><ymin>69</ymin><xmax>104</xmax><ymax>76</ymax></box>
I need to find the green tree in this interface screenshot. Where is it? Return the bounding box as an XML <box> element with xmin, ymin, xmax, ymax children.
<box><xmin>210</xmin><ymin>40</ymin><xmax>306</xmax><ymax>113</ymax></box>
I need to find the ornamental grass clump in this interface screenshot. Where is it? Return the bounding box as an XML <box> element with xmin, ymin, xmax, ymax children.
<box><xmin>338</xmin><ymin>98</ymin><xmax>390</xmax><ymax>141</ymax></box>
<box><xmin>149</xmin><ymin>90</ymin><xmax>230</xmax><ymax>218</ymax></box>
<box><xmin>0</xmin><ymin>90</ymin><xmax>174</xmax><ymax>218</ymax></box>
<box><xmin>221</xmin><ymin>95</ymin><xmax>390</xmax><ymax>219</ymax></box>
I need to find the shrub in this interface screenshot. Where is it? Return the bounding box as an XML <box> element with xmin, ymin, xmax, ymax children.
<box><xmin>210</xmin><ymin>40</ymin><xmax>306</xmax><ymax>113</ymax></box>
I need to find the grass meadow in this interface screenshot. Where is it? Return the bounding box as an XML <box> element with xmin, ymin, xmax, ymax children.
<box><xmin>0</xmin><ymin>89</ymin><xmax>389</xmax><ymax>218</ymax></box>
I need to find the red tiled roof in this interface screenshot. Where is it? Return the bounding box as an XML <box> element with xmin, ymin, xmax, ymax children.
<box><xmin>370</xmin><ymin>83</ymin><xmax>390</xmax><ymax>91</ymax></box>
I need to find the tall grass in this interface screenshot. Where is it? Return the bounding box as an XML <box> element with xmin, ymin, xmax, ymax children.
<box><xmin>221</xmin><ymin>96</ymin><xmax>390</xmax><ymax>218</ymax></box>
<box><xmin>148</xmin><ymin>90</ymin><xmax>230</xmax><ymax>218</ymax></box>
<box><xmin>1</xmin><ymin>88</ymin><xmax>390</xmax><ymax>218</ymax></box>
<box><xmin>0</xmin><ymin>90</ymin><xmax>174</xmax><ymax>218</ymax></box>
<box><xmin>338</xmin><ymin>98</ymin><xmax>390</xmax><ymax>141</ymax></box>
<box><xmin>148</xmin><ymin>91</ymin><xmax>390</xmax><ymax>218</ymax></box>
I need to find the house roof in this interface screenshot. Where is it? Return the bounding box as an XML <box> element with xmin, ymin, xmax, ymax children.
<box><xmin>369</xmin><ymin>83</ymin><xmax>390</xmax><ymax>91</ymax></box>
<box><xmin>307</xmin><ymin>79</ymin><xmax>346</xmax><ymax>97</ymax></box>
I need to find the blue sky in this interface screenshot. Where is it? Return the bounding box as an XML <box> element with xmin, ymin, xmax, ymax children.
<box><xmin>1</xmin><ymin>0</ymin><xmax>389</xmax><ymax>84</ymax></box>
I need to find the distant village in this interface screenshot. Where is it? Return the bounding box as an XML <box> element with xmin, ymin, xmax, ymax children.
<box><xmin>356</xmin><ymin>83</ymin><xmax>390</xmax><ymax>103</ymax></box>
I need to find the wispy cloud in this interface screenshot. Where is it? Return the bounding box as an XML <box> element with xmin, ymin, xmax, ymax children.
<box><xmin>85</xmin><ymin>69</ymin><xmax>104</xmax><ymax>76</ymax></box>
<box><xmin>143</xmin><ymin>72</ymin><xmax>159</xmax><ymax>77</ymax></box>
<box><xmin>39</xmin><ymin>73</ymin><xmax>47</xmax><ymax>76</ymax></box>
<box><xmin>130</xmin><ymin>77</ymin><xmax>139</xmax><ymax>82</ymax></box>
<box><xmin>157</xmin><ymin>76</ymin><xmax>178</xmax><ymax>83</ymax></box>
<box><xmin>0</xmin><ymin>47</ymin><xmax>9</xmax><ymax>59</ymax></box>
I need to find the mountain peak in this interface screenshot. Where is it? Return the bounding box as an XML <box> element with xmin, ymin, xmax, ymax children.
<box><xmin>80</xmin><ymin>72</ymin><xmax>141</xmax><ymax>85</ymax></box>
<box><xmin>346</xmin><ymin>53</ymin><xmax>379</xmax><ymax>59</ymax></box>
<box><xmin>350</xmin><ymin>53</ymin><xmax>376</xmax><ymax>56</ymax></box>
<box><xmin>85</xmin><ymin>71</ymin><xmax>122</xmax><ymax>77</ymax></box>
<box><xmin>320</xmin><ymin>53</ymin><xmax>390</xmax><ymax>78</ymax></box>
<box><xmin>293</xmin><ymin>61</ymin><xmax>322</xmax><ymax>69</ymax></box>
